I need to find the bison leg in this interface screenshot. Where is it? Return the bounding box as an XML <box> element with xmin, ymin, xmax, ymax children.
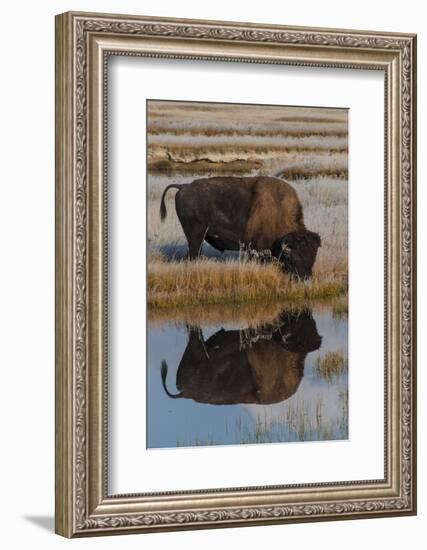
<box><xmin>181</xmin><ymin>221</ymin><xmax>208</xmax><ymax>260</ymax></box>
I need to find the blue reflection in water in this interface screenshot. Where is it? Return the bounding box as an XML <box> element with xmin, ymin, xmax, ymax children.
<box><xmin>147</xmin><ymin>307</ymin><xmax>348</xmax><ymax>449</ymax></box>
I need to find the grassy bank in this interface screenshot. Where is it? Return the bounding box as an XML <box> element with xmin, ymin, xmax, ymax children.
<box><xmin>148</xmin><ymin>255</ymin><xmax>347</xmax><ymax>309</ymax></box>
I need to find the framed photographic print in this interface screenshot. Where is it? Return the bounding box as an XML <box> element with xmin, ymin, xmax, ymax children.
<box><xmin>55</xmin><ymin>11</ymin><xmax>417</xmax><ymax>537</ymax></box>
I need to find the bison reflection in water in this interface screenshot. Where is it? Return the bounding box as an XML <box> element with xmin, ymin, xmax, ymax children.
<box><xmin>161</xmin><ymin>309</ymin><xmax>321</xmax><ymax>406</ymax></box>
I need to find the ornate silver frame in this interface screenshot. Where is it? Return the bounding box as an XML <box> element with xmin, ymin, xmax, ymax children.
<box><xmin>55</xmin><ymin>11</ymin><xmax>417</xmax><ymax>537</ymax></box>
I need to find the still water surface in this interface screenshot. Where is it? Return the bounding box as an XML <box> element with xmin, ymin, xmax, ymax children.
<box><xmin>147</xmin><ymin>305</ymin><xmax>348</xmax><ymax>449</ymax></box>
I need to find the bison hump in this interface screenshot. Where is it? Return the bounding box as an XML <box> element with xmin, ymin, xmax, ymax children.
<box><xmin>243</xmin><ymin>178</ymin><xmax>304</xmax><ymax>250</ymax></box>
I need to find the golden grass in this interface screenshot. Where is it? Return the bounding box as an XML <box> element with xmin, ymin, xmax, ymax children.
<box><xmin>332</xmin><ymin>298</ymin><xmax>349</xmax><ymax>319</ymax></box>
<box><xmin>148</xmin><ymin>158</ymin><xmax>262</xmax><ymax>175</ymax></box>
<box><xmin>148</xmin><ymin>133</ymin><xmax>348</xmax><ymax>148</ymax></box>
<box><xmin>148</xmin><ymin>296</ymin><xmax>346</xmax><ymax>327</ymax></box>
<box><xmin>148</xmin><ymin>142</ymin><xmax>348</xmax><ymax>162</ymax></box>
<box><xmin>149</xmin><ymin>300</ymin><xmax>286</xmax><ymax>327</ymax></box>
<box><xmin>148</xmin><ymin>142</ymin><xmax>348</xmax><ymax>178</ymax></box>
<box><xmin>315</xmin><ymin>350</ymin><xmax>348</xmax><ymax>382</ymax></box>
<box><xmin>148</xmin><ymin>124</ymin><xmax>348</xmax><ymax>138</ymax></box>
<box><xmin>276</xmin><ymin>166</ymin><xmax>347</xmax><ymax>180</ymax></box>
<box><xmin>148</xmin><ymin>256</ymin><xmax>347</xmax><ymax>309</ymax></box>
<box><xmin>149</xmin><ymin>160</ymin><xmax>347</xmax><ymax>179</ymax></box>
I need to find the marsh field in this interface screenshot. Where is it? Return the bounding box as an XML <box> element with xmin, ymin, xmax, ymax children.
<box><xmin>146</xmin><ymin>100</ymin><xmax>348</xmax><ymax>449</ymax></box>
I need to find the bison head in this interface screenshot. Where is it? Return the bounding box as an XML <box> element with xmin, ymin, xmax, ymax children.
<box><xmin>271</xmin><ymin>230</ymin><xmax>321</xmax><ymax>280</ymax></box>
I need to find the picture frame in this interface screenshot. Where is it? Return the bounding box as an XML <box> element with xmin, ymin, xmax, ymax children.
<box><xmin>55</xmin><ymin>11</ymin><xmax>417</xmax><ymax>537</ymax></box>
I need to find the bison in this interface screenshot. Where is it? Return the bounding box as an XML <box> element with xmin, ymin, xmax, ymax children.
<box><xmin>160</xmin><ymin>176</ymin><xmax>321</xmax><ymax>279</ymax></box>
<box><xmin>160</xmin><ymin>308</ymin><xmax>322</xmax><ymax>406</ymax></box>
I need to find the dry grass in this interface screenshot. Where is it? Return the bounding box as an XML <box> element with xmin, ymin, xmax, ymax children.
<box><xmin>148</xmin><ymin>295</ymin><xmax>346</xmax><ymax>327</ymax></box>
<box><xmin>147</xmin><ymin>197</ymin><xmax>185</xmax><ymax>248</ymax></box>
<box><xmin>296</xmin><ymin>177</ymin><xmax>348</xmax><ymax>279</ymax></box>
<box><xmin>148</xmin><ymin>100</ymin><xmax>347</xmax><ymax>122</ymax></box>
<box><xmin>148</xmin><ymin>255</ymin><xmax>346</xmax><ymax>309</ymax></box>
<box><xmin>149</xmin><ymin>134</ymin><xmax>348</xmax><ymax>148</ymax></box>
<box><xmin>147</xmin><ymin>102</ymin><xmax>348</xmax><ymax>139</ymax></box>
<box><xmin>146</xmin><ymin>101</ymin><xmax>348</xmax><ymax>310</ymax></box>
<box><xmin>148</xmin><ymin>142</ymin><xmax>348</xmax><ymax>163</ymax></box>
<box><xmin>315</xmin><ymin>350</ymin><xmax>348</xmax><ymax>382</ymax></box>
<box><xmin>332</xmin><ymin>298</ymin><xmax>349</xmax><ymax>319</ymax></box>
<box><xmin>148</xmin><ymin>124</ymin><xmax>348</xmax><ymax>138</ymax></box>
<box><xmin>149</xmin><ymin>158</ymin><xmax>263</xmax><ymax>176</ymax></box>
<box><xmin>149</xmin><ymin>300</ymin><xmax>286</xmax><ymax>327</ymax></box>
<box><xmin>148</xmin><ymin>141</ymin><xmax>348</xmax><ymax>178</ymax></box>
<box><xmin>274</xmin><ymin>164</ymin><xmax>347</xmax><ymax>180</ymax></box>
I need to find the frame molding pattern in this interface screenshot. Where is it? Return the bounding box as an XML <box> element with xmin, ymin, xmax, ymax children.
<box><xmin>82</xmin><ymin>497</ymin><xmax>409</xmax><ymax>530</ymax></box>
<box><xmin>56</xmin><ymin>12</ymin><xmax>416</xmax><ymax>537</ymax></box>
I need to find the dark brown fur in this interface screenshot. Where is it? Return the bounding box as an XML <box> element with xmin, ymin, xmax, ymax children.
<box><xmin>160</xmin><ymin>176</ymin><xmax>303</xmax><ymax>254</ymax></box>
<box><xmin>271</xmin><ymin>230</ymin><xmax>322</xmax><ymax>280</ymax></box>
<box><xmin>159</xmin><ymin>176</ymin><xmax>320</xmax><ymax>278</ymax></box>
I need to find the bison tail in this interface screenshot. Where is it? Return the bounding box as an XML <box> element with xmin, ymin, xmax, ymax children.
<box><xmin>160</xmin><ymin>360</ymin><xmax>183</xmax><ymax>399</ymax></box>
<box><xmin>160</xmin><ymin>200</ymin><xmax>167</xmax><ymax>222</ymax></box>
<box><xmin>160</xmin><ymin>183</ymin><xmax>183</xmax><ymax>222</ymax></box>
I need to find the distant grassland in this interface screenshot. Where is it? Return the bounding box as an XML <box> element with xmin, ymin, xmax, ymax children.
<box><xmin>147</xmin><ymin>101</ymin><xmax>348</xmax><ymax>178</ymax></box>
<box><xmin>147</xmin><ymin>103</ymin><xmax>347</xmax><ymax>139</ymax></box>
<box><xmin>148</xmin><ymin>124</ymin><xmax>348</xmax><ymax>137</ymax></box>
<box><xmin>148</xmin><ymin>144</ymin><xmax>348</xmax><ymax>178</ymax></box>
<box><xmin>147</xmin><ymin>101</ymin><xmax>348</xmax><ymax>309</ymax></box>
